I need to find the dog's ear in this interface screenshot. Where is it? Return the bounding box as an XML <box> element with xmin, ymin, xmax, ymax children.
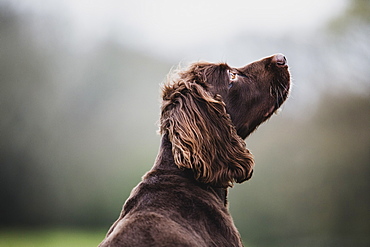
<box><xmin>160</xmin><ymin>78</ymin><xmax>254</xmax><ymax>188</ymax></box>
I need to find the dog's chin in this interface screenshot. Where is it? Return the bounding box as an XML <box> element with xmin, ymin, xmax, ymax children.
<box><xmin>263</xmin><ymin>105</ymin><xmax>276</xmax><ymax>117</ymax></box>
<box><xmin>237</xmin><ymin>112</ymin><xmax>277</xmax><ymax>139</ymax></box>
<box><xmin>264</xmin><ymin>104</ymin><xmax>284</xmax><ymax>118</ymax></box>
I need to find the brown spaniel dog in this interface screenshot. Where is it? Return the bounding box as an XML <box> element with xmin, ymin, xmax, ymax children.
<box><xmin>99</xmin><ymin>54</ymin><xmax>291</xmax><ymax>247</ymax></box>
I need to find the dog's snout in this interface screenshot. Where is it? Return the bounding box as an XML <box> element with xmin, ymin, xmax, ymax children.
<box><xmin>273</xmin><ymin>53</ymin><xmax>287</xmax><ymax>66</ymax></box>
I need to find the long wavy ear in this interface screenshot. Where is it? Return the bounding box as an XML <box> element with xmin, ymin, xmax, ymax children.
<box><xmin>160</xmin><ymin>74</ymin><xmax>254</xmax><ymax>188</ymax></box>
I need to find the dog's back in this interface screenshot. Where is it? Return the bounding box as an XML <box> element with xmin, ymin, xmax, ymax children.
<box><xmin>99</xmin><ymin>167</ymin><xmax>243</xmax><ymax>247</ymax></box>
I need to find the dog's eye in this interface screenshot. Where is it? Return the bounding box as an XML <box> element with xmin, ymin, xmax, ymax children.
<box><xmin>229</xmin><ymin>72</ymin><xmax>238</xmax><ymax>81</ymax></box>
<box><xmin>228</xmin><ymin>70</ymin><xmax>242</xmax><ymax>89</ymax></box>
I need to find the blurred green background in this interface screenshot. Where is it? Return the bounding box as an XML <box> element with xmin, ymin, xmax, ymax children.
<box><xmin>0</xmin><ymin>0</ymin><xmax>369</xmax><ymax>246</ymax></box>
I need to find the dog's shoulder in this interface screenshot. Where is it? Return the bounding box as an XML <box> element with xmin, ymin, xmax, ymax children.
<box><xmin>100</xmin><ymin>169</ymin><xmax>243</xmax><ymax>247</ymax></box>
<box><xmin>125</xmin><ymin>168</ymin><xmax>224</xmax><ymax>214</ymax></box>
<box><xmin>100</xmin><ymin>169</ymin><xmax>230</xmax><ymax>247</ymax></box>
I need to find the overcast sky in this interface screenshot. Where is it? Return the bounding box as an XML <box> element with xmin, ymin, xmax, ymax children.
<box><xmin>11</xmin><ymin>0</ymin><xmax>348</xmax><ymax>56</ymax></box>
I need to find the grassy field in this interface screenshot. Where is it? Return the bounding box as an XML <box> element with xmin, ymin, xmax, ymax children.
<box><xmin>0</xmin><ymin>228</ymin><xmax>107</xmax><ymax>247</ymax></box>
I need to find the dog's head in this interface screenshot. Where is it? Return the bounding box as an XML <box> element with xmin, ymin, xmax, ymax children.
<box><xmin>160</xmin><ymin>54</ymin><xmax>291</xmax><ymax>187</ymax></box>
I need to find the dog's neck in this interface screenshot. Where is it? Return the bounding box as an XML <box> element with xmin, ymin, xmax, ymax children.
<box><xmin>152</xmin><ymin>134</ymin><xmax>228</xmax><ymax>206</ymax></box>
<box><xmin>153</xmin><ymin>134</ymin><xmax>178</xmax><ymax>171</ymax></box>
<box><xmin>208</xmin><ymin>186</ymin><xmax>228</xmax><ymax>207</ymax></box>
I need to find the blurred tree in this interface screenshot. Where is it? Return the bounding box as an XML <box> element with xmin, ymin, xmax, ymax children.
<box><xmin>0</xmin><ymin>4</ymin><xmax>57</xmax><ymax>226</ymax></box>
<box><xmin>0</xmin><ymin>4</ymin><xmax>169</xmax><ymax>227</ymax></box>
<box><xmin>312</xmin><ymin>94</ymin><xmax>370</xmax><ymax>239</ymax></box>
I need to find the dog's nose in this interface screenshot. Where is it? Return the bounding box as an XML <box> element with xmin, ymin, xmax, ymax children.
<box><xmin>273</xmin><ymin>53</ymin><xmax>287</xmax><ymax>66</ymax></box>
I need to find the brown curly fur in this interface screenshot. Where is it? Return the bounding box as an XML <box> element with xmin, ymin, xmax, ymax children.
<box><xmin>160</xmin><ymin>75</ymin><xmax>253</xmax><ymax>188</ymax></box>
<box><xmin>99</xmin><ymin>54</ymin><xmax>290</xmax><ymax>247</ymax></box>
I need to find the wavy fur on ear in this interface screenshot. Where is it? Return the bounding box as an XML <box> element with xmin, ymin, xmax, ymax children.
<box><xmin>160</xmin><ymin>65</ymin><xmax>254</xmax><ymax>188</ymax></box>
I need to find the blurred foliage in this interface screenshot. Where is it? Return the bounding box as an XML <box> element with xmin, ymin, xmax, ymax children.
<box><xmin>0</xmin><ymin>3</ymin><xmax>170</xmax><ymax>227</ymax></box>
<box><xmin>0</xmin><ymin>0</ymin><xmax>369</xmax><ymax>246</ymax></box>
